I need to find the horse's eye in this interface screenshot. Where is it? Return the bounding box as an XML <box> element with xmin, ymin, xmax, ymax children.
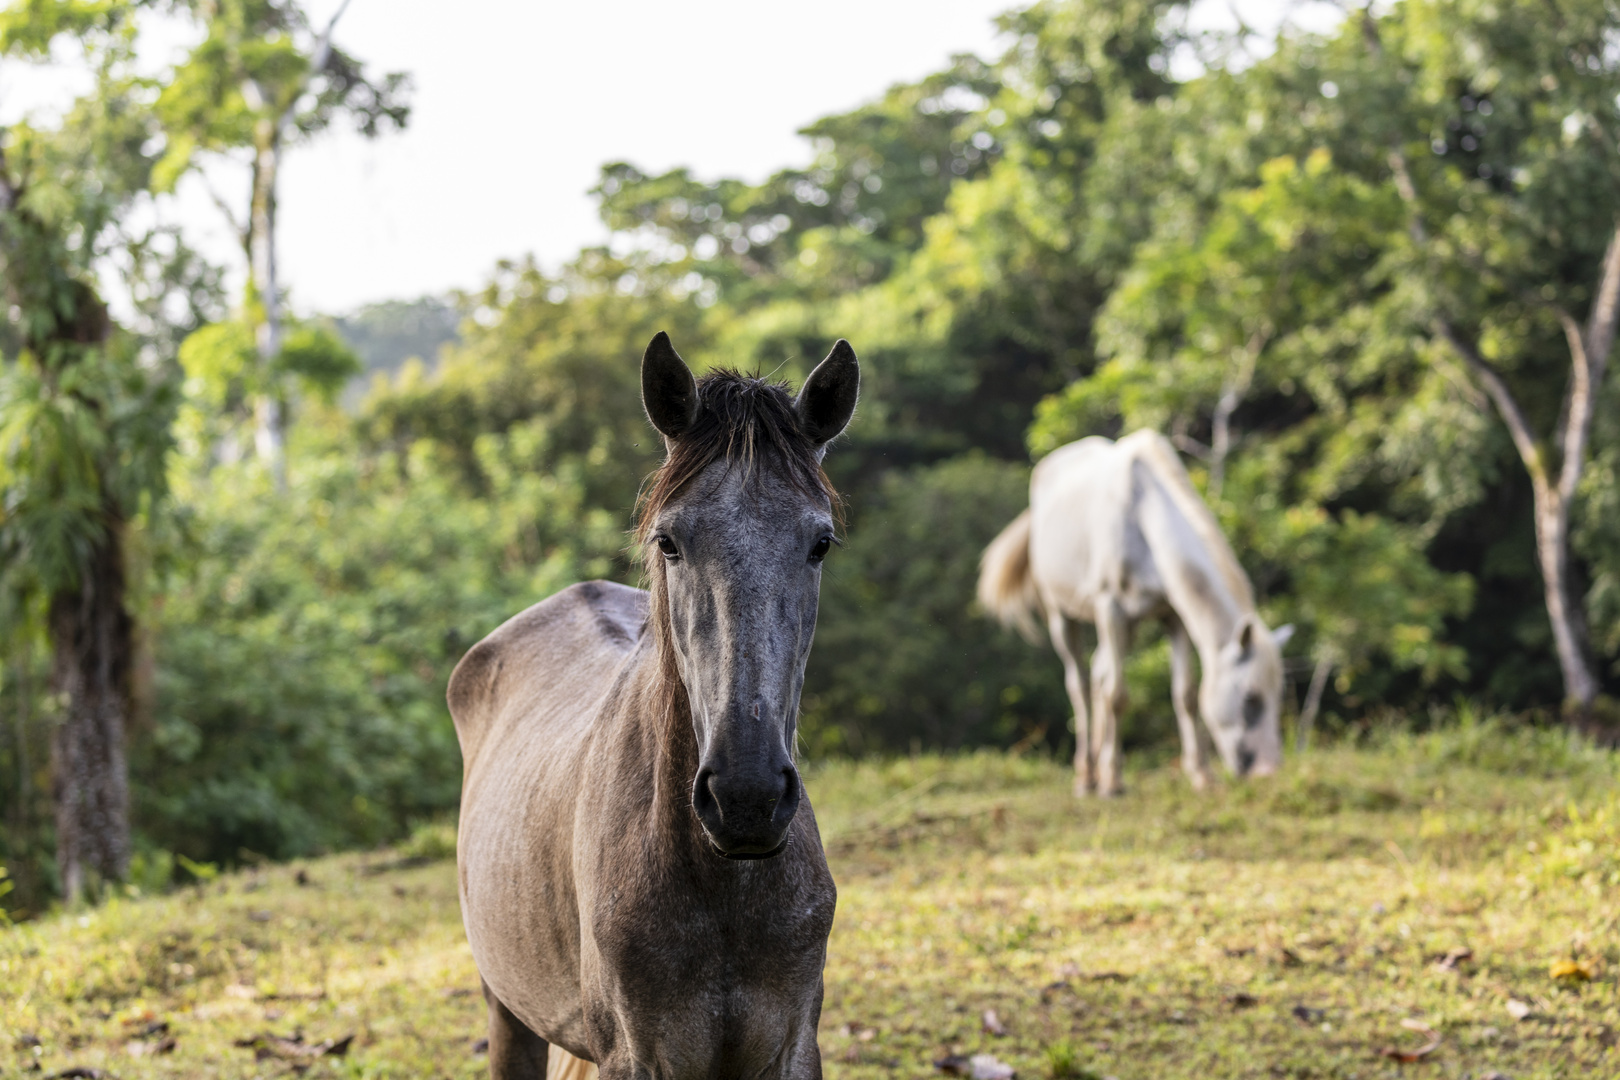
<box><xmin>808</xmin><ymin>536</ymin><xmax>832</xmax><ymax>563</ymax></box>
<box><xmin>1242</xmin><ymin>693</ymin><xmax>1264</xmax><ymax>730</ymax></box>
<box><xmin>655</xmin><ymin>535</ymin><xmax>679</xmax><ymax>560</ymax></box>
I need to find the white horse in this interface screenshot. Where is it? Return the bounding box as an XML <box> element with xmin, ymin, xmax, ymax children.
<box><xmin>978</xmin><ymin>430</ymin><xmax>1292</xmax><ymax>795</ymax></box>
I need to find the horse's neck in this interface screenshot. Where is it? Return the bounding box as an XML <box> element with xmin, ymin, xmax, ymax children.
<box><xmin>1135</xmin><ymin>475</ymin><xmax>1245</xmax><ymax>663</ymax></box>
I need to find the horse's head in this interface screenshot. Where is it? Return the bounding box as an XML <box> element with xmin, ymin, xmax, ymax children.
<box><xmin>639</xmin><ymin>332</ymin><xmax>858</xmax><ymax>858</ymax></box>
<box><xmin>1201</xmin><ymin>617</ymin><xmax>1292</xmax><ymax>778</ymax></box>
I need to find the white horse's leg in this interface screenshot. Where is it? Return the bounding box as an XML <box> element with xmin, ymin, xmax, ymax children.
<box><xmin>1168</xmin><ymin>618</ymin><xmax>1213</xmax><ymax>791</ymax></box>
<box><xmin>1047</xmin><ymin>611</ymin><xmax>1092</xmax><ymax>795</ymax></box>
<box><xmin>1091</xmin><ymin>597</ymin><xmax>1128</xmax><ymax>797</ymax></box>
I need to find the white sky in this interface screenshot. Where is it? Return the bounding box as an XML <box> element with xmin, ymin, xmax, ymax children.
<box><xmin>0</xmin><ymin>0</ymin><xmax>1345</xmax><ymax>316</ymax></box>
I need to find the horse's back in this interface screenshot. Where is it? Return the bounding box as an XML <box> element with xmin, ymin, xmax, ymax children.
<box><xmin>451</xmin><ymin>580</ymin><xmax>648</xmax><ymax>1056</ymax></box>
<box><xmin>448</xmin><ymin>580</ymin><xmax>647</xmax><ymax>771</ymax></box>
<box><xmin>1028</xmin><ymin>436</ymin><xmax>1138</xmax><ymax>615</ymax></box>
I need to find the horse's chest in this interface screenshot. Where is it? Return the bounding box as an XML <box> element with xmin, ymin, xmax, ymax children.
<box><xmin>583</xmin><ymin>864</ymin><xmax>834</xmax><ymax>1072</ymax></box>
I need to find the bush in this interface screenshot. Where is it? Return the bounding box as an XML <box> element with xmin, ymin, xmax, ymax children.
<box><xmin>801</xmin><ymin>455</ymin><xmax>1068</xmax><ymax>754</ymax></box>
<box><xmin>135</xmin><ymin>423</ymin><xmax>619</xmax><ymax>869</ymax></box>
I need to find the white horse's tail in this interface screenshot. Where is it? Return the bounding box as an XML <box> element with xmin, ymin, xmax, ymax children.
<box><xmin>977</xmin><ymin>508</ymin><xmax>1044</xmax><ymax>644</ymax></box>
<box><xmin>546</xmin><ymin>1048</ymin><xmax>597</xmax><ymax>1080</ymax></box>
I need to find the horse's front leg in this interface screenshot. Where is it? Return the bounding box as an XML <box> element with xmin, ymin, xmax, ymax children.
<box><xmin>1047</xmin><ymin>611</ymin><xmax>1094</xmax><ymax>795</ymax></box>
<box><xmin>1090</xmin><ymin>598</ymin><xmax>1129</xmax><ymax>797</ymax></box>
<box><xmin>1168</xmin><ymin>618</ymin><xmax>1214</xmax><ymax>792</ymax></box>
<box><xmin>481</xmin><ymin>980</ymin><xmax>551</xmax><ymax>1080</ymax></box>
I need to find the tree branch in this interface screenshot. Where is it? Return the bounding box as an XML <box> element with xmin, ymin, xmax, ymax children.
<box><xmin>201</xmin><ymin>174</ymin><xmax>249</xmax><ymax>252</ymax></box>
<box><xmin>1583</xmin><ymin>223</ymin><xmax>1620</xmax><ymax>376</ymax></box>
<box><xmin>1432</xmin><ymin>319</ymin><xmax>1549</xmax><ymax>488</ymax></box>
<box><xmin>274</xmin><ymin>0</ymin><xmax>353</xmax><ymax>141</ymax></box>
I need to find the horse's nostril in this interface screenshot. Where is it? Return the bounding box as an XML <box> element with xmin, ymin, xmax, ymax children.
<box><xmin>693</xmin><ymin>768</ymin><xmax>719</xmax><ymax>816</ymax></box>
<box><xmin>1237</xmin><ymin>747</ymin><xmax>1256</xmax><ymax>775</ymax></box>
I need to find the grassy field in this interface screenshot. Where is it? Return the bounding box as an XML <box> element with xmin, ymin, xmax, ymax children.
<box><xmin>3</xmin><ymin>720</ymin><xmax>1618</xmax><ymax>1080</ymax></box>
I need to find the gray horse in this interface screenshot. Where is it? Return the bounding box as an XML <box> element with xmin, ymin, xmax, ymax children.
<box><xmin>449</xmin><ymin>332</ymin><xmax>858</xmax><ymax>1080</ymax></box>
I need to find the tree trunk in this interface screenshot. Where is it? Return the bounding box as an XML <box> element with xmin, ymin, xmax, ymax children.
<box><xmin>1531</xmin><ymin>482</ymin><xmax>1599</xmax><ymax>709</ymax></box>
<box><xmin>250</xmin><ymin>121</ymin><xmax>285</xmax><ymax>488</ymax></box>
<box><xmin>49</xmin><ymin>518</ymin><xmax>134</xmax><ymax>903</ymax></box>
<box><xmin>1296</xmin><ymin>653</ymin><xmax>1333</xmax><ymax>754</ymax></box>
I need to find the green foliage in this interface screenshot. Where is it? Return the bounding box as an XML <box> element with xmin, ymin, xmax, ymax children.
<box><xmin>153</xmin><ymin>0</ymin><xmax>410</xmax><ymax>189</ymax></box>
<box><xmin>138</xmin><ymin>416</ymin><xmax>621</xmax><ymax>866</ymax></box>
<box><xmin>804</xmin><ymin>456</ymin><xmax>1067</xmax><ymax>753</ymax></box>
<box><xmin>16</xmin><ymin>0</ymin><xmax>1620</xmax><ymax>905</ymax></box>
<box><xmin>331</xmin><ymin>295</ymin><xmax>460</xmax><ymax>385</ymax></box>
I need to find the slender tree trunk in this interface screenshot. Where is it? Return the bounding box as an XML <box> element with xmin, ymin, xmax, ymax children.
<box><xmin>250</xmin><ymin>121</ymin><xmax>285</xmax><ymax>488</ymax></box>
<box><xmin>49</xmin><ymin>520</ymin><xmax>134</xmax><ymax>903</ymax></box>
<box><xmin>9</xmin><ymin>637</ymin><xmax>39</xmax><ymax>910</ymax></box>
<box><xmin>1296</xmin><ymin>653</ymin><xmax>1333</xmax><ymax>754</ymax></box>
<box><xmin>1394</xmin><ymin>117</ymin><xmax>1620</xmax><ymax>713</ymax></box>
<box><xmin>1530</xmin><ymin>481</ymin><xmax>1599</xmax><ymax>708</ymax></box>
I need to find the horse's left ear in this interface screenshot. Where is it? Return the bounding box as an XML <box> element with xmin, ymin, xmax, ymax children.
<box><xmin>797</xmin><ymin>340</ymin><xmax>860</xmax><ymax>450</ymax></box>
<box><xmin>1272</xmin><ymin>623</ymin><xmax>1296</xmax><ymax>649</ymax></box>
<box><xmin>1236</xmin><ymin>619</ymin><xmax>1256</xmax><ymax>659</ymax></box>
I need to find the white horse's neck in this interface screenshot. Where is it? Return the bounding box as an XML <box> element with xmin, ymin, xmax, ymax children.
<box><xmin>1133</xmin><ymin>471</ymin><xmax>1247</xmax><ymax>669</ymax></box>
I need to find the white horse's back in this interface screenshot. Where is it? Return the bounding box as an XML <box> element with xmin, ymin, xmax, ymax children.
<box><xmin>1027</xmin><ymin>436</ymin><xmax>1140</xmax><ymax>621</ymax></box>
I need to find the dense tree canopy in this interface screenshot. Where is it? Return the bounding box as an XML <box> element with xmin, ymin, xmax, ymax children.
<box><xmin>7</xmin><ymin>0</ymin><xmax>1620</xmax><ymax>911</ymax></box>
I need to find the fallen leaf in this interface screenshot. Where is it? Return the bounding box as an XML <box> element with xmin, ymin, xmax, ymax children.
<box><xmin>126</xmin><ymin>1038</ymin><xmax>177</xmax><ymax>1057</ymax></box>
<box><xmin>1278</xmin><ymin>947</ymin><xmax>1304</xmax><ymax>967</ymax></box>
<box><xmin>1039</xmin><ymin>980</ymin><xmax>1071</xmax><ymax>1002</ymax></box>
<box><xmin>1433</xmin><ymin>947</ymin><xmax>1473</xmax><ymax>972</ymax></box>
<box><xmin>1379</xmin><ymin>1019</ymin><xmax>1441</xmax><ymax>1063</ymax></box>
<box><xmin>248</xmin><ymin>910</ymin><xmax>272</xmax><ymax>923</ymax></box>
<box><xmin>294</xmin><ymin>868</ymin><xmax>311</xmax><ymax>886</ymax></box>
<box><xmin>934</xmin><ymin>1053</ymin><xmax>972</xmax><ymax>1075</ymax></box>
<box><xmin>470</xmin><ymin>1038</ymin><xmax>489</xmax><ymax>1055</ymax></box>
<box><xmin>1291</xmin><ymin>1005</ymin><xmax>1325</xmax><ymax>1024</ymax></box>
<box><xmin>981</xmin><ymin>1009</ymin><xmax>1007</xmax><ymax>1036</ymax></box>
<box><xmin>1223</xmin><ymin>946</ymin><xmax>1255</xmax><ymax>958</ymax></box>
<box><xmin>233</xmin><ymin>1031</ymin><xmax>354</xmax><ymax>1062</ymax></box>
<box><xmin>1505</xmin><ymin>998</ymin><xmax>1533</xmax><ymax>1021</ymax></box>
<box><xmin>1087</xmin><ymin>971</ymin><xmax>1128</xmax><ymax>982</ymax></box>
<box><xmin>968</xmin><ymin>1053</ymin><xmax>1015</xmax><ymax>1080</ymax></box>
<box><xmin>15</xmin><ymin>1034</ymin><xmax>41</xmax><ymax>1050</ymax></box>
<box><xmin>1549</xmin><ymin>958</ymin><xmax>1595</xmax><ymax>982</ymax></box>
<box><xmin>1225</xmin><ymin>993</ymin><xmax>1258</xmax><ymax>1010</ymax></box>
<box><xmin>44</xmin><ymin>1071</ymin><xmax>113</xmax><ymax>1080</ymax></box>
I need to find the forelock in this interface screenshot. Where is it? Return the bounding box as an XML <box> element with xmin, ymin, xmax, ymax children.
<box><xmin>636</xmin><ymin>369</ymin><xmax>839</xmax><ymax>540</ymax></box>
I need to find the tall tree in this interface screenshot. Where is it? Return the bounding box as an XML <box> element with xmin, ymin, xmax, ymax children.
<box><xmin>0</xmin><ymin>0</ymin><xmax>210</xmax><ymax>901</ymax></box>
<box><xmin>156</xmin><ymin>0</ymin><xmax>408</xmax><ymax>484</ymax></box>
<box><xmin>1352</xmin><ymin>0</ymin><xmax>1620</xmax><ymax>714</ymax></box>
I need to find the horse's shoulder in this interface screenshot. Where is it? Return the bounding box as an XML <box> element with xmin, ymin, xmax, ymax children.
<box><xmin>447</xmin><ymin>581</ymin><xmax>649</xmax><ymax>756</ymax></box>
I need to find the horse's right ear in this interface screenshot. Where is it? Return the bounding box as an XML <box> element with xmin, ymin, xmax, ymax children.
<box><xmin>642</xmin><ymin>331</ymin><xmax>698</xmax><ymax>440</ymax></box>
<box><xmin>797</xmin><ymin>339</ymin><xmax>860</xmax><ymax>450</ymax></box>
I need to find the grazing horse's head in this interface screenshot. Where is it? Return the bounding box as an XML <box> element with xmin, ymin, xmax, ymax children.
<box><xmin>1203</xmin><ymin>618</ymin><xmax>1292</xmax><ymax>778</ymax></box>
<box><xmin>638</xmin><ymin>332</ymin><xmax>858</xmax><ymax>859</ymax></box>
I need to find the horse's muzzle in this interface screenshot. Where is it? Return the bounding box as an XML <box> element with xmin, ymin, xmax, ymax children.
<box><xmin>692</xmin><ymin>762</ymin><xmax>801</xmax><ymax>858</ymax></box>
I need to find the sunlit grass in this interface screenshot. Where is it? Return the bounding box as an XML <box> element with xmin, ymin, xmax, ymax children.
<box><xmin>3</xmin><ymin>735</ymin><xmax>1617</xmax><ymax>1079</ymax></box>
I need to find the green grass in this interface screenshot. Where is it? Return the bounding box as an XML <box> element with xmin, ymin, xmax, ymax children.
<box><xmin>4</xmin><ymin>732</ymin><xmax>1618</xmax><ymax>1079</ymax></box>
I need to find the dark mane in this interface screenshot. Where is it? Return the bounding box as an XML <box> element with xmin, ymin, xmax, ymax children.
<box><xmin>635</xmin><ymin>369</ymin><xmax>839</xmax><ymax>543</ymax></box>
